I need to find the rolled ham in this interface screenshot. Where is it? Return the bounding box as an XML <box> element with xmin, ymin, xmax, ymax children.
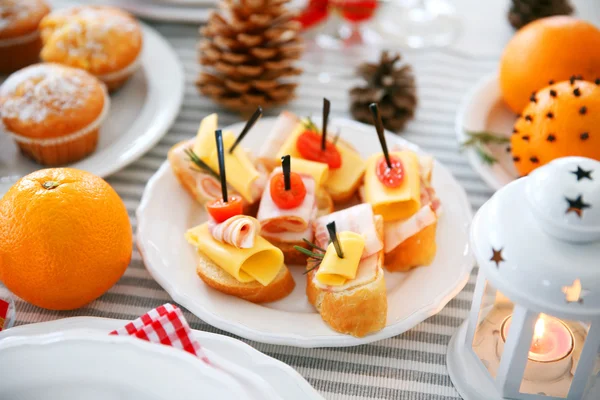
<box><xmin>171</xmin><ymin>140</ymin><xmax>266</xmax><ymax>204</ymax></box>
<box><xmin>258</xmin><ymin>111</ymin><xmax>300</xmax><ymax>163</ymax></box>
<box><xmin>208</xmin><ymin>215</ymin><xmax>260</xmax><ymax>249</ymax></box>
<box><xmin>257</xmin><ymin>168</ymin><xmax>317</xmax><ymax>236</ymax></box>
<box><xmin>313</xmin><ymin>203</ymin><xmax>383</xmax><ymax>259</ymax></box>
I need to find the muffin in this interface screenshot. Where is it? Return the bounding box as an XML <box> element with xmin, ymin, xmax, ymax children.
<box><xmin>39</xmin><ymin>6</ymin><xmax>143</xmax><ymax>91</ymax></box>
<box><xmin>0</xmin><ymin>63</ymin><xmax>110</xmax><ymax>166</ymax></box>
<box><xmin>0</xmin><ymin>0</ymin><xmax>50</xmax><ymax>74</ymax></box>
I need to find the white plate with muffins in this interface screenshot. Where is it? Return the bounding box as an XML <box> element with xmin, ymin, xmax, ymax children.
<box><xmin>0</xmin><ymin>1</ymin><xmax>184</xmax><ymax>195</ymax></box>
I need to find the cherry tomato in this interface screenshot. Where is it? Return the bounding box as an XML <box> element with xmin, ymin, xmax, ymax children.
<box><xmin>296</xmin><ymin>130</ymin><xmax>342</xmax><ymax>169</ymax></box>
<box><xmin>206</xmin><ymin>196</ymin><xmax>243</xmax><ymax>223</ymax></box>
<box><xmin>270</xmin><ymin>172</ymin><xmax>307</xmax><ymax>209</ymax></box>
<box><xmin>335</xmin><ymin>0</ymin><xmax>378</xmax><ymax>23</ymax></box>
<box><xmin>376</xmin><ymin>154</ymin><xmax>405</xmax><ymax>188</ymax></box>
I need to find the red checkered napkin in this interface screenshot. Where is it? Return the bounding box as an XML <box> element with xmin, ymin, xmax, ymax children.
<box><xmin>0</xmin><ymin>299</ymin><xmax>9</xmax><ymax>332</ymax></box>
<box><xmin>110</xmin><ymin>303</ymin><xmax>210</xmax><ymax>364</ymax></box>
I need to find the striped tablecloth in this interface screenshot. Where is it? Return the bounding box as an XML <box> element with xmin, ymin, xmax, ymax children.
<box><xmin>12</xmin><ymin>23</ymin><xmax>501</xmax><ymax>400</ymax></box>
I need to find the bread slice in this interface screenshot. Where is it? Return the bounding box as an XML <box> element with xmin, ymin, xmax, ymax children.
<box><xmin>305</xmin><ymin>215</ymin><xmax>387</xmax><ymax>337</ymax></box>
<box><xmin>168</xmin><ymin>140</ymin><xmax>260</xmax><ymax>216</ymax></box>
<box><xmin>265</xmin><ymin>187</ymin><xmax>335</xmax><ymax>265</ymax></box>
<box><xmin>169</xmin><ymin>140</ymin><xmax>212</xmax><ymax>204</ymax></box>
<box><xmin>384</xmin><ymin>222</ymin><xmax>437</xmax><ymax>272</ymax></box>
<box><xmin>196</xmin><ymin>251</ymin><xmax>295</xmax><ymax>303</ymax></box>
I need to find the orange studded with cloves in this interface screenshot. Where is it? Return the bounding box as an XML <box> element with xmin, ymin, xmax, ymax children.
<box><xmin>511</xmin><ymin>79</ymin><xmax>600</xmax><ymax>176</ymax></box>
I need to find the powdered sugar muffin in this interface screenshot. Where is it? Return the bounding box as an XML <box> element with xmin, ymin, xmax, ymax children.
<box><xmin>0</xmin><ymin>0</ymin><xmax>50</xmax><ymax>74</ymax></box>
<box><xmin>39</xmin><ymin>6</ymin><xmax>143</xmax><ymax>91</ymax></box>
<box><xmin>0</xmin><ymin>63</ymin><xmax>110</xmax><ymax>165</ymax></box>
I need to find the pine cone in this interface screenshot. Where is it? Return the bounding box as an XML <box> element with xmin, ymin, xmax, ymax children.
<box><xmin>508</xmin><ymin>0</ymin><xmax>573</xmax><ymax>29</ymax></box>
<box><xmin>197</xmin><ymin>0</ymin><xmax>304</xmax><ymax>112</ymax></box>
<box><xmin>349</xmin><ymin>52</ymin><xmax>417</xmax><ymax>133</ymax></box>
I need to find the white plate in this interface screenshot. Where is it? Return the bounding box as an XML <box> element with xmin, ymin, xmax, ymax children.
<box><xmin>0</xmin><ymin>317</ymin><xmax>323</xmax><ymax>400</ymax></box>
<box><xmin>99</xmin><ymin>0</ymin><xmax>213</xmax><ymax>23</ymax></box>
<box><xmin>0</xmin><ymin>331</ymin><xmax>251</xmax><ymax>399</ymax></box>
<box><xmin>136</xmin><ymin>117</ymin><xmax>475</xmax><ymax>347</ymax></box>
<box><xmin>0</xmin><ymin>19</ymin><xmax>184</xmax><ymax>195</ymax></box>
<box><xmin>455</xmin><ymin>73</ymin><xmax>518</xmax><ymax>191</ymax></box>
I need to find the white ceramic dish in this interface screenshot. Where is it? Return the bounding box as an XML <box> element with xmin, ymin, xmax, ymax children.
<box><xmin>0</xmin><ymin>317</ymin><xmax>323</xmax><ymax>400</ymax></box>
<box><xmin>455</xmin><ymin>73</ymin><xmax>519</xmax><ymax>191</ymax></box>
<box><xmin>136</xmin><ymin>117</ymin><xmax>475</xmax><ymax>347</ymax></box>
<box><xmin>0</xmin><ymin>16</ymin><xmax>184</xmax><ymax>195</ymax></box>
<box><xmin>0</xmin><ymin>331</ymin><xmax>252</xmax><ymax>400</ymax></box>
<box><xmin>100</xmin><ymin>0</ymin><xmax>212</xmax><ymax>23</ymax></box>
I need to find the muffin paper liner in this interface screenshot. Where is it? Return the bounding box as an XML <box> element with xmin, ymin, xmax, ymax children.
<box><xmin>0</xmin><ymin>31</ymin><xmax>40</xmax><ymax>48</ymax></box>
<box><xmin>97</xmin><ymin>51</ymin><xmax>142</xmax><ymax>83</ymax></box>
<box><xmin>0</xmin><ymin>83</ymin><xmax>111</xmax><ymax>146</ymax></box>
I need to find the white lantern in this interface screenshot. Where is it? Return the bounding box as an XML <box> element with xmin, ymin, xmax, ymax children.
<box><xmin>447</xmin><ymin>157</ymin><xmax>600</xmax><ymax>400</ymax></box>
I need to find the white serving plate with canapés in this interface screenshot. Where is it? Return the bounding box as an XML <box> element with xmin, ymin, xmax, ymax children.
<box><xmin>137</xmin><ymin>117</ymin><xmax>475</xmax><ymax>347</ymax></box>
<box><xmin>0</xmin><ymin>317</ymin><xmax>323</xmax><ymax>400</ymax></box>
<box><xmin>0</xmin><ymin>1</ymin><xmax>184</xmax><ymax>195</ymax></box>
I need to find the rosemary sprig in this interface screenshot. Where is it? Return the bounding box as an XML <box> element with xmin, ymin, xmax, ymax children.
<box><xmin>294</xmin><ymin>243</ymin><xmax>325</xmax><ymax>275</ymax></box>
<box><xmin>461</xmin><ymin>130</ymin><xmax>510</xmax><ymax>166</ymax></box>
<box><xmin>294</xmin><ymin>245</ymin><xmax>324</xmax><ymax>259</ymax></box>
<box><xmin>302</xmin><ymin>118</ymin><xmax>319</xmax><ymax>132</ymax></box>
<box><xmin>474</xmin><ymin>145</ymin><xmax>498</xmax><ymax>165</ymax></box>
<box><xmin>303</xmin><ymin>238</ymin><xmax>326</xmax><ymax>253</ymax></box>
<box><xmin>184</xmin><ymin>148</ymin><xmax>220</xmax><ymax>179</ymax></box>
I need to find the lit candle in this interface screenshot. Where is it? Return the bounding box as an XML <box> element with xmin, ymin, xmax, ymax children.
<box><xmin>497</xmin><ymin>314</ymin><xmax>575</xmax><ymax>382</ymax></box>
<box><xmin>501</xmin><ymin>314</ymin><xmax>573</xmax><ymax>362</ymax></box>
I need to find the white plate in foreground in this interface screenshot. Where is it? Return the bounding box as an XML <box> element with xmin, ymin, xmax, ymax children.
<box><xmin>0</xmin><ymin>331</ymin><xmax>250</xmax><ymax>399</ymax></box>
<box><xmin>0</xmin><ymin>20</ymin><xmax>184</xmax><ymax>195</ymax></box>
<box><xmin>137</xmin><ymin>118</ymin><xmax>475</xmax><ymax>347</ymax></box>
<box><xmin>456</xmin><ymin>73</ymin><xmax>519</xmax><ymax>191</ymax></box>
<box><xmin>0</xmin><ymin>317</ymin><xmax>322</xmax><ymax>400</ymax></box>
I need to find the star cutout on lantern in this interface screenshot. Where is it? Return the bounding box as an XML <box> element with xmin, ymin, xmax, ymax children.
<box><xmin>566</xmin><ymin>195</ymin><xmax>591</xmax><ymax>218</ymax></box>
<box><xmin>571</xmin><ymin>166</ymin><xmax>593</xmax><ymax>181</ymax></box>
<box><xmin>562</xmin><ymin>279</ymin><xmax>589</xmax><ymax>304</ymax></box>
<box><xmin>490</xmin><ymin>248</ymin><xmax>505</xmax><ymax>268</ymax></box>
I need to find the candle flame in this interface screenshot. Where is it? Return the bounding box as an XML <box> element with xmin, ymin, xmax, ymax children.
<box><xmin>534</xmin><ymin>316</ymin><xmax>546</xmax><ymax>341</ymax></box>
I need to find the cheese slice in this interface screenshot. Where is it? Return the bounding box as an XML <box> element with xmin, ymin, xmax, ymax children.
<box><xmin>290</xmin><ymin>157</ymin><xmax>328</xmax><ymax>186</ymax></box>
<box><xmin>185</xmin><ymin>223</ymin><xmax>284</xmax><ymax>286</ymax></box>
<box><xmin>364</xmin><ymin>151</ymin><xmax>421</xmax><ymax>222</ymax></box>
<box><xmin>205</xmin><ymin>131</ymin><xmax>261</xmax><ymax>202</ymax></box>
<box><xmin>275</xmin><ymin>122</ymin><xmax>365</xmax><ymax>198</ymax></box>
<box><xmin>325</xmin><ymin>142</ymin><xmax>366</xmax><ymax>198</ymax></box>
<box><xmin>275</xmin><ymin>122</ymin><xmax>304</xmax><ymax>159</ymax></box>
<box><xmin>316</xmin><ymin>231</ymin><xmax>365</xmax><ymax>286</ymax></box>
<box><xmin>192</xmin><ymin>113</ymin><xmax>218</xmax><ymax>159</ymax></box>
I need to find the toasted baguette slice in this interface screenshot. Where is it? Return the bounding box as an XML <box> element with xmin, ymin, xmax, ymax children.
<box><xmin>168</xmin><ymin>140</ymin><xmax>260</xmax><ymax>216</ymax></box>
<box><xmin>384</xmin><ymin>222</ymin><xmax>437</xmax><ymax>272</ymax></box>
<box><xmin>306</xmin><ymin>215</ymin><xmax>387</xmax><ymax>337</ymax></box>
<box><xmin>196</xmin><ymin>251</ymin><xmax>295</xmax><ymax>303</ymax></box>
<box><xmin>265</xmin><ymin>187</ymin><xmax>335</xmax><ymax>265</ymax></box>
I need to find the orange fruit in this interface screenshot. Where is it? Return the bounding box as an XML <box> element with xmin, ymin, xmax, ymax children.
<box><xmin>511</xmin><ymin>79</ymin><xmax>600</xmax><ymax>176</ymax></box>
<box><xmin>499</xmin><ymin>16</ymin><xmax>600</xmax><ymax>114</ymax></box>
<box><xmin>0</xmin><ymin>168</ymin><xmax>132</xmax><ymax>310</ymax></box>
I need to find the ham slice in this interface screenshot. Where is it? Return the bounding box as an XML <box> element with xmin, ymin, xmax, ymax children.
<box><xmin>208</xmin><ymin>215</ymin><xmax>260</xmax><ymax>249</ymax></box>
<box><xmin>384</xmin><ymin>205</ymin><xmax>437</xmax><ymax>253</ymax></box>
<box><xmin>258</xmin><ymin>111</ymin><xmax>300</xmax><ymax>162</ymax></box>
<box><xmin>314</xmin><ymin>203</ymin><xmax>383</xmax><ymax>259</ymax></box>
<box><xmin>257</xmin><ymin>168</ymin><xmax>317</xmax><ymax>235</ymax></box>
